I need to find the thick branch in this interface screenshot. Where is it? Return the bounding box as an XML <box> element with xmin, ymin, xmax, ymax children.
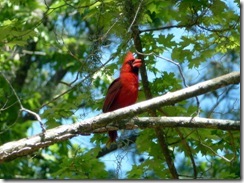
<box><xmin>0</xmin><ymin>71</ymin><xmax>240</xmax><ymax>163</ymax></box>
<box><xmin>117</xmin><ymin>117</ymin><xmax>239</xmax><ymax>131</ymax></box>
<box><xmin>97</xmin><ymin>116</ymin><xmax>239</xmax><ymax>158</ymax></box>
<box><xmin>155</xmin><ymin>128</ymin><xmax>178</xmax><ymax>179</ymax></box>
<box><xmin>131</xmin><ymin>18</ymin><xmax>177</xmax><ymax>177</ymax></box>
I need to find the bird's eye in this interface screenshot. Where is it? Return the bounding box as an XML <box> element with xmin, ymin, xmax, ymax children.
<box><xmin>127</xmin><ymin>60</ymin><xmax>134</xmax><ymax>65</ymax></box>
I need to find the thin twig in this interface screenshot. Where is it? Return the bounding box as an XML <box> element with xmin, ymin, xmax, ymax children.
<box><xmin>102</xmin><ymin>17</ymin><xmax>120</xmax><ymax>40</ymax></box>
<box><xmin>176</xmin><ymin>128</ymin><xmax>197</xmax><ymax>179</ymax></box>
<box><xmin>1</xmin><ymin>73</ymin><xmax>23</xmax><ymax>109</ymax></box>
<box><xmin>40</xmin><ymin>54</ymin><xmax>116</xmax><ymax>108</ymax></box>
<box><xmin>139</xmin><ymin>24</ymin><xmax>189</xmax><ymax>33</ymax></box>
<box><xmin>227</xmin><ymin>131</ymin><xmax>237</xmax><ymax>161</ymax></box>
<box><xmin>136</xmin><ymin>51</ymin><xmax>201</xmax><ymax>116</ymax></box>
<box><xmin>155</xmin><ymin>55</ymin><xmax>188</xmax><ymax>87</ymax></box>
<box><xmin>63</xmin><ymin>0</ymin><xmax>100</xmax><ymax>9</ymax></box>
<box><xmin>200</xmin><ymin>142</ymin><xmax>234</xmax><ymax>163</ymax></box>
<box><xmin>127</xmin><ymin>0</ymin><xmax>144</xmax><ymax>32</ymax></box>
<box><xmin>194</xmin><ymin>117</ymin><xmax>236</xmax><ymax>163</ymax></box>
<box><xmin>20</xmin><ymin>108</ymin><xmax>45</xmax><ymax>132</ymax></box>
<box><xmin>1</xmin><ymin>72</ymin><xmax>45</xmax><ymax>132</ymax></box>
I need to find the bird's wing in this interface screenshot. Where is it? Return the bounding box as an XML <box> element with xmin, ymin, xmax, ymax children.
<box><xmin>102</xmin><ymin>78</ymin><xmax>122</xmax><ymax>112</ymax></box>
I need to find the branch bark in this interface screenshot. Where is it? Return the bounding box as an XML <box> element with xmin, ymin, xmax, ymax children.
<box><xmin>96</xmin><ymin>117</ymin><xmax>239</xmax><ymax>158</ymax></box>
<box><xmin>121</xmin><ymin>117</ymin><xmax>239</xmax><ymax>131</ymax></box>
<box><xmin>130</xmin><ymin>7</ymin><xmax>178</xmax><ymax>177</ymax></box>
<box><xmin>0</xmin><ymin>71</ymin><xmax>240</xmax><ymax>163</ymax></box>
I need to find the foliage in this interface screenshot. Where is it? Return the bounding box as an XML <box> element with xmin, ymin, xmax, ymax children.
<box><xmin>0</xmin><ymin>0</ymin><xmax>240</xmax><ymax>180</ymax></box>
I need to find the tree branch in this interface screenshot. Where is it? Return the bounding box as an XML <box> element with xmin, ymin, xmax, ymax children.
<box><xmin>175</xmin><ymin>128</ymin><xmax>197</xmax><ymax>178</ymax></box>
<box><xmin>124</xmin><ymin>117</ymin><xmax>239</xmax><ymax>131</ymax></box>
<box><xmin>0</xmin><ymin>71</ymin><xmax>240</xmax><ymax>163</ymax></box>
<box><xmin>155</xmin><ymin>128</ymin><xmax>178</xmax><ymax>178</ymax></box>
<box><xmin>96</xmin><ymin>117</ymin><xmax>239</xmax><ymax>158</ymax></box>
<box><xmin>128</xmin><ymin>0</ymin><xmax>178</xmax><ymax>175</ymax></box>
<box><xmin>1</xmin><ymin>72</ymin><xmax>45</xmax><ymax>133</ymax></box>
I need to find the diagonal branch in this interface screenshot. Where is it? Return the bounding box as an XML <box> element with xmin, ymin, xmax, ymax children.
<box><xmin>1</xmin><ymin>72</ymin><xmax>45</xmax><ymax>133</ymax></box>
<box><xmin>0</xmin><ymin>71</ymin><xmax>240</xmax><ymax>163</ymax></box>
<box><xmin>176</xmin><ymin>128</ymin><xmax>197</xmax><ymax>179</ymax></box>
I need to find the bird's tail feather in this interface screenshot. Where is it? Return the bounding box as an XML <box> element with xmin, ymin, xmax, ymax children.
<box><xmin>106</xmin><ymin>130</ymin><xmax>118</xmax><ymax>148</ymax></box>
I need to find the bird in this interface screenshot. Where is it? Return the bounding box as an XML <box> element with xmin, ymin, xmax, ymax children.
<box><xmin>102</xmin><ymin>51</ymin><xmax>142</xmax><ymax>147</ymax></box>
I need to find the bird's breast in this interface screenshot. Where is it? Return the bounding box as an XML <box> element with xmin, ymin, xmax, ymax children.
<box><xmin>117</xmin><ymin>73</ymin><xmax>139</xmax><ymax>107</ymax></box>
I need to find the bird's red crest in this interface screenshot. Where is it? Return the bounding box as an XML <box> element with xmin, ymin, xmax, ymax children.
<box><xmin>124</xmin><ymin>51</ymin><xmax>135</xmax><ymax>63</ymax></box>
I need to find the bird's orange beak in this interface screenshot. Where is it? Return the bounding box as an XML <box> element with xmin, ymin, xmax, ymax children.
<box><xmin>133</xmin><ymin>59</ymin><xmax>142</xmax><ymax>68</ymax></box>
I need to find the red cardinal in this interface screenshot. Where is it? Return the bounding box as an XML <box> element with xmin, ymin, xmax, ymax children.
<box><xmin>103</xmin><ymin>51</ymin><xmax>142</xmax><ymax>147</ymax></box>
